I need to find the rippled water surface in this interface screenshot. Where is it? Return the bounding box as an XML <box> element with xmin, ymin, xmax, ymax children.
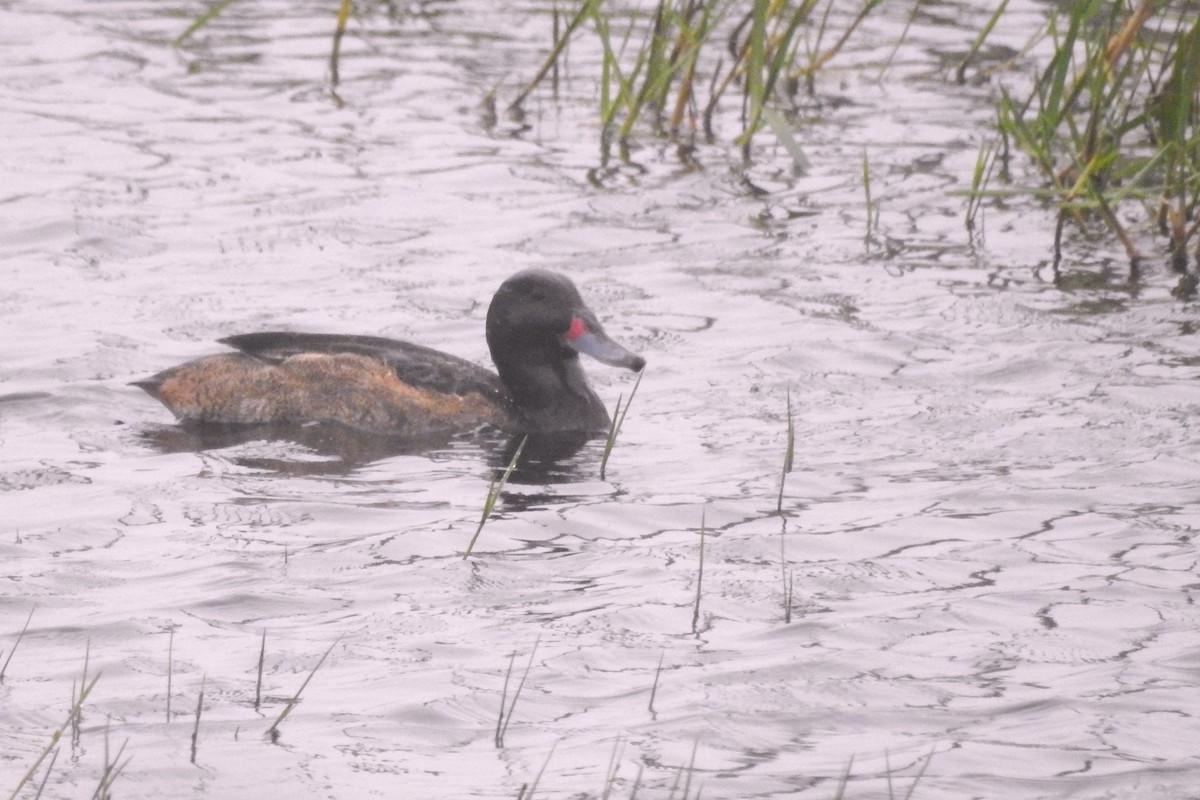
<box><xmin>4</xmin><ymin>1</ymin><xmax>1200</xmax><ymax>798</ymax></box>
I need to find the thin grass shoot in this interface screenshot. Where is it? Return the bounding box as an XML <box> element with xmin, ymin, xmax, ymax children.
<box><xmin>255</xmin><ymin>629</ymin><xmax>266</xmax><ymax>711</ymax></box>
<box><xmin>777</xmin><ymin>386</ymin><xmax>795</xmax><ymax>513</ymax></box>
<box><xmin>165</xmin><ymin>627</ymin><xmax>174</xmax><ymax>723</ymax></box>
<box><xmin>496</xmin><ymin>636</ymin><xmax>540</xmax><ymax>748</ymax></box>
<box><xmin>955</xmin><ymin>0</ymin><xmax>1011</xmax><ymax>84</ymax></box>
<box><xmin>648</xmin><ymin>650</ymin><xmax>665</xmax><ymax>715</ymax></box>
<box><xmin>329</xmin><ymin>0</ymin><xmax>353</xmax><ymax>87</ymax></box>
<box><xmin>94</xmin><ymin>721</ymin><xmax>131</xmax><ymax>800</ymax></box>
<box><xmin>463</xmin><ymin>434</ymin><xmax>527</xmax><ymax>557</ymax></box>
<box><xmin>601</xmin><ymin>734</ymin><xmax>625</xmax><ymax>800</ymax></box>
<box><xmin>1</xmin><ymin>604</ymin><xmax>35</xmax><ymax>683</ymax></box>
<box><xmin>175</xmin><ymin>0</ymin><xmax>240</xmax><ymax>46</ymax></box>
<box><xmin>830</xmin><ymin>754</ymin><xmax>854</xmax><ymax>800</ymax></box>
<box><xmin>691</xmin><ymin>509</ymin><xmax>706</xmax><ymax>635</ymax></box>
<box><xmin>190</xmin><ymin>675</ymin><xmax>205</xmax><ymax>764</ymax></box>
<box><xmin>31</xmin><ymin>746</ymin><xmax>58</xmax><ymax>800</ymax></box>
<box><xmin>7</xmin><ymin>669</ymin><xmax>101</xmax><ymax>800</ymax></box>
<box><xmin>266</xmin><ymin>635</ymin><xmax>342</xmax><ymax>740</ymax></box>
<box><xmin>600</xmin><ymin>366</ymin><xmax>644</xmax><ymax>480</ymax></box>
<box><xmin>780</xmin><ymin>522</ymin><xmax>794</xmax><ymax>623</ymax></box>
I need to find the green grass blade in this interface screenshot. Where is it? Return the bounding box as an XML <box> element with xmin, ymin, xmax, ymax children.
<box><xmin>464</xmin><ymin>435</ymin><xmax>528</xmax><ymax>556</ymax></box>
<box><xmin>600</xmin><ymin>367</ymin><xmax>643</xmax><ymax>480</ymax></box>
<box><xmin>175</xmin><ymin>0</ymin><xmax>241</xmax><ymax>46</ymax></box>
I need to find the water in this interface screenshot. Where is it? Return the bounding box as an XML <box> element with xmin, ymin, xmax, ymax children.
<box><xmin>3</xmin><ymin>0</ymin><xmax>1200</xmax><ymax>798</ymax></box>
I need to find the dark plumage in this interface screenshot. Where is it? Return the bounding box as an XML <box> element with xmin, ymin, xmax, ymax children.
<box><xmin>134</xmin><ymin>269</ymin><xmax>645</xmax><ymax>436</ymax></box>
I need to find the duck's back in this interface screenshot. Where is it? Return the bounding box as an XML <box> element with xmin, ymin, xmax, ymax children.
<box><xmin>135</xmin><ymin>332</ymin><xmax>515</xmax><ymax>436</ymax></box>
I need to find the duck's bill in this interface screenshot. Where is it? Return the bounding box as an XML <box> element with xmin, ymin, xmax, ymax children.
<box><xmin>565</xmin><ymin>315</ymin><xmax>646</xmax><ymax>372</ymax></box>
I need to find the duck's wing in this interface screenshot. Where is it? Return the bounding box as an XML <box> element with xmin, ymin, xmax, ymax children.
<box><xmin>219</xmin><ymin>332</ymin><xmax>508</xmax><ymax>402</ymax></box>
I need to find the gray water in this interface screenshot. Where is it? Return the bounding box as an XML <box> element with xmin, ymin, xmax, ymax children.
<box><xmin>3</xmin><ymin>1</ymin><xmax>1200</xmax><ymax>798</ymax></box>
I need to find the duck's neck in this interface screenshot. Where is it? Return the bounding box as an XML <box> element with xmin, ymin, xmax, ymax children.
<box><xmin>495</xmin><ymin>355</ymin><xmax>611</xmax><ymax>432</ymax></box>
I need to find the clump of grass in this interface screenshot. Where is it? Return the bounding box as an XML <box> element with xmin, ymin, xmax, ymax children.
<box><xmin>266</xmin><ymin>636</ymin><xmax>341</xmax><ymax>742</ymax></box>
<box><xmin>600</xmin><ymin>368</ymin><xmax>644</xmax><ymax>481</ymax></box>
<box><xmin>989</xmin><ymin>1</ymin><xmax>1200</xmax><ymax>270</ymax></box>
<box><xmin>515</xmin><ymin>0</ymin><xmax>888</xmax><ymax>155</ymax></box>
<box><xmin>463</xmin><ymin>435</ymin><xmax>528</xmax><ymax>557</ymax></box>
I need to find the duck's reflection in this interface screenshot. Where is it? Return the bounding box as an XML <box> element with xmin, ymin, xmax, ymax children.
<box><xmin>140</xmin><ymin>421</ymin><xmax>604</xmax><ymax>484</ymax></box>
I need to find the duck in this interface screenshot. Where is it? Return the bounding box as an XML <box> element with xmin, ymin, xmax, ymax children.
<box><xmin>134</xmin><ymin>269</ymin><xmax>645</xmax><ymax>436</ymax></box>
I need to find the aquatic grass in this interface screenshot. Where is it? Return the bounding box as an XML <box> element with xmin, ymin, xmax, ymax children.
<box><xmin>495</xmin><ymin>651</ymin><xmax>518</xmax><ymax>749</ymax></box>
<box><xmin>877</xmin><ymin>0</ymin><xmax>920</xmax><ymax>81</ymax></box>
<box><xmin>495</xmin><ymin>636</ymin><xmax>540</xmax><ymax>749</ymax></box>
<box><xmin>736</xmin><ymin>0</ymin><xmax>810</xmax><ymax>157</ymax></box>
<box><xmin>255</xmin><ymin>629</ymin><xmax>267</xmax><ymax>711</ymax></box>
<box><xmin>190</xmin><ymin>676</ymin><xmax>205</xmax><ymax>764</ymax></box>
<box><xmin>329</xmin><ymin>0</ymin><xmax>353</xmax><ymax>89</ymax></box>
<box><xmin>93</xmin><ymin>722</ymin><xmax>131</xmax><ymax>800</ymax></box>
<box><xmin>165</xmin><ymin>627</ymin><xmax>175</xmax><ymax>722</ymax></box>
<box><xmin>600</xmin><ymin>734</ymin><xmax>625</xmax><ymax>800</ymax></box>
<box><xmin>7</xmin><ymin>664</ymin><xmax>101</xmax><ymax>800</ymax></box>
<box><xmin>31</xmin><ymin>748</ymin><xmax>58</xmax><ymax>800</ymax></box>
<box><xmin>780</xmin><ymin>522</ymin><xmax>794</xmax><ymax>623</ymax></box>
<box><xmin>1</xmin><ymin>604</ymin><xmax>35</xmax><ymax>683</ymax></box>
<box><xmin>987</xmin><ymin>0</ymin><xmax>1200</xmax><ymax>269</ymax></box>
<box><xmin>463</xmin><ymin>434</ymin><xmax>528</xmax><ymax>557</ymax></box>
<box><xmin>516</xmin><ymin>740</ymin><xmax>558</xmax><ymax>800</ymax></box>
<box><xmin>761</xmin><ymin>106</ymin><xmax>810</xmax><ymax>174</ymax></box>
<box><xmin>600</xmin><ymin>367</ymin><xmax>644</xmax><ymax>480</ymax></box>
<box><xmin>628</xmin><ymin>764</ymin><xmax>645</xmax><ymax>800</ymax></box>
<box><xmin>826</xmin><ymin>748</ymin><xmax>933</xmax><ymax>800</ymax></box>
<box><xmin>965</xmin><ymin>138</ymin><xmax>1000</xmax><ymax>237</ymax></box>
<box><xmin>878</xmin><ymin>748</ymin><xmax>934</xmax><ymax>800</ymax></box>
<box><xmin>266</xmin><ymin>636</ymin><xmax>341</xmax><ymax>741</ymax></box>
<box><xmin>72</xmin><ymin>640</ymin><xmax>93</xmax><ymax>746</ymax></box>
<box><xmin>175</xmin><ymin>0</ymin><xmax>240</xmax><ymax>46</ymax></box>
<box><xmin>690</xmin><ymin>510</ymin><xmax>706</xmax><ymax>636</ymax></box>
<box><xmin>512</xmin><ymin>0</ymin><xmax>602</xmax><ymax>113</ymax></box>
<box><xmin>647</xmin><ymin>650</ymin><xmax>665</xmax><ymax>716</ymax></box>
<box><xmin>899</xmin><ymin>748</ymin><xmax>935</xmax><ymax>800</ymax></box>
<box><xmin>829</xmin><ymin>755</ymin><xmax>853</xmax><ymax>800</ymax></box>
<box><xmin>861</xmin><ymin>150</ymin><xmax>879</xmax><ymax>246</ymax></box>
<box><xmin>664</xmin><ymin>739</ymin><xmax>700</xmax><ymax>800</ymax></box>
<box><xmin>954</xmin><ymin>0</ymin><xmax>1011</xmax><ymax>85</ymax></box>
<box><xmin>812</xmin><ymin>0</ymin><xmax>882</xmax><ymax>73</ymax></box>
<box><xmin>776</xmin><ymin>386</ymin><xmax>794</xmax><ymax>513</ymax></box>
<box><xmin>517</xmin><ymin>0</ymin><xmax>888</xmax><ymax>155</ymax></box>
